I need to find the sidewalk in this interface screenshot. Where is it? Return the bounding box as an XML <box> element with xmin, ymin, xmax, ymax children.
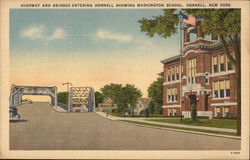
<box><xmin>52</xmin><ymin>105</ymin><xmax>67</xmax><ymax>112</ymax></box>
<box><xmin>96</xmin><ymin>112</ymin><xmax>237</xmax><ymax>133</ymax></box>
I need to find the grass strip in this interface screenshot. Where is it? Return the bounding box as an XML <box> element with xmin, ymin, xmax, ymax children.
<box><xmin>119</xmin><ymin>120</ymin><xmax>238</xmax><ymax>137</ymax></box>
<box><xmin>145</xmin><ymin>118</ymin><xmax>236</xmax><ymax>129</ymax></box>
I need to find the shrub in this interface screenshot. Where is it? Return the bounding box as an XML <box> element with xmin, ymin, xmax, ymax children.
<box><xmin>190</xmin><ymin>103</ymin><xmax>197</xmax><ymax>121</ymax></box>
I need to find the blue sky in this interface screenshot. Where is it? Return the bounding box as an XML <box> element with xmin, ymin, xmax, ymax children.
<box><xmin>10</xmin><ymin>9</ymin><xmax>180</xmax><ymax>96</ymax></box>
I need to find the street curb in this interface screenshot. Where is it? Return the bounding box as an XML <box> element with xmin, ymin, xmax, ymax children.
<box><xmin>49</xmin><ymin>104</ymin><xmax>67</xmax><ymax>113</ymax></box>
<box><xmin>95</xmin><ymin>112</ymin><xmax>241</xmax><ymax>140</ymax></box>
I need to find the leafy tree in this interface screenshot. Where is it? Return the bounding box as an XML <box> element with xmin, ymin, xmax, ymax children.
<box><xmin>148</xmin><ymin>101</ymin><xmax>155</xmax><ymax>116</ymax></box>
<box><xmin>118</xmin><ymin>84</ymin><xmax>142</xmax><ymax>117</ymax></box>
<box><xmin>147</xmin><ymin>72</ymin><xmax>164</xmax><ymax>115</ymax></box>
<box><xmin>57</xmin><ymin>92</ymin><xmax>69</xmax><ymax>105</ymax></box>
<box><xmin>100</xmin><ymin>83</ymin><xmax>122</xmax><ymax>103</ymax></box>
<box><xmin>94</xmin><ymin>91</ymin><xmax>104</xmax><ymax>108</ymax></box>
<box><xmin>139</xmin><ymin>9</ymin><xmax>241</xmax><ymax>135</ymax></box>
<box><xmin>100</xmin><ymin>83</ymin><xmax>142</xmax><ymax>116</ymax></box>
<box><xmin>144</xmin><ymin>107</ymin><xmax>150</xmax><ymax>118</ymax></box>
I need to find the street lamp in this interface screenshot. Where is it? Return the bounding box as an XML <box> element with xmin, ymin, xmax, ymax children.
<box><xmin>62</xmin><ymin>82</ymin><xmax>73</xmax><ymax>92</ymax></box>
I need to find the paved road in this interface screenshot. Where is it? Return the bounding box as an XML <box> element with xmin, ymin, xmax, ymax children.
<box><xmin>10</xmin><ymin>102</ymin><xmax>240</xmax><ymax>150</ymax></box>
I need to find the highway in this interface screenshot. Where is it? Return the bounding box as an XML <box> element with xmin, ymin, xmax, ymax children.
<box><xmin>10</xmin><ymin>102</ymin><xmax>240</xmax><ymax>150</ymax></box>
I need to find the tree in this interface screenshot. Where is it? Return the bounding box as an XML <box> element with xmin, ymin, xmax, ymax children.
<box><xmin>94</xmin><ymin>91</ymin><xmax>104</xmax><ymax>108</ymax></box>
<box><xmin>57</xmin><ymin>92</ymin><xmax>69</xmax><ymax>105</ymax></box>
<box><xmin>100</xmin><ymin>83</ymin><xmax>122</xmax><ymax>103</ymax></box>
<box><xmin>100</xmin><ymin>83</ymin><xmax>142</xmax><ymax>116</ymax></box>
<box><xmin>148</xmin><ymin>101</ymin><xmax>155</xmax><ymax>116</ymax></box>
<box><xmin>139</xmin><ymin>9</ymin><xmax>241</xmax><ymax>135</ymax></box>
<box><xmin>147</xmin><ymin>72</ymin><xmax>164</xmax><ymax>115</ymax></box>
<box><xmin>190</xmin><ymin>104</ymin><xmax>197</xmax><ymax>121</ymax></box>
<box><xmin>144</xmin><ymin>107</ymin><xmax>150</xmax><ymax>118</ymax></box>
<box><xmin>118</xmin><ymin>84</ymin><xmax>142</xmax><ymax>117</ymax></box>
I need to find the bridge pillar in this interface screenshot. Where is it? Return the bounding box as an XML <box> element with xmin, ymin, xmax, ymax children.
<box><xmin>54</xmin><ymin>87</ymin><xmax>57</xmax><ymax>107</ymax></box>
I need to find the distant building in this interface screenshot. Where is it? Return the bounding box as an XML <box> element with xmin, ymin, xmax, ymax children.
<box><xmin>161</xmin><ymin>21</ymin><xmax>237</xmax><ymax>119</ymax></box>
<box><xmin>134</xmin><ymin>98</ymin><xmax>149</xmax><ymax>115</ymax></box>
<box><xmin>98</xmin><ymin>97</ymin><xmax>117</xmax><ymax>112</ymax></box>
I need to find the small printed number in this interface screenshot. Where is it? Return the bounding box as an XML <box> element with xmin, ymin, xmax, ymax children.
<box><xmin>230</xmin><ymin>152</ymin><xmax>240</xmax><ymax>154</ymax></box>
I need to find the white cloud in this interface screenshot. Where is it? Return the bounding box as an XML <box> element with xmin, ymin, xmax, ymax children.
<box><xmin>47</xmin><ymin>28</ymin><xmax>65</xmax><ymax>40</ymax></box>
<box><xmin>21</xmin><ymin>25</ymin><xmax>44</xmax><ymax>39</ymax></box>
<box><xmin>96</xmin><ymin>29</ymin><xmax>133</xmax><ymax>42</ymax></box>
<box><xmin>20</xmin><ymin>25</ymin><xmax>65</xmax><ymax>40</ymax></box>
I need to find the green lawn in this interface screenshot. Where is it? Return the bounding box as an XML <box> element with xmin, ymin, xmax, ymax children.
<box><xmin>120</xmin><ymin>120</ymin><xmax>238</xmax><ymax>136</ymax></box>
<box><xmin>145</xmin><ymin>118</ymin><xmax>237</xmax><ymax>129</ymax></box>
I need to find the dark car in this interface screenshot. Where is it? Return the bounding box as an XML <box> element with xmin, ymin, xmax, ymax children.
<box><xmin>9</xmin><ymin>107</ymin><xmax>20</xmax><ymax>120</ymax></box>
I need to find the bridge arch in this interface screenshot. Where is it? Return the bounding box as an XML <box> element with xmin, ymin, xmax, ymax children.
<box><xmin>9</xmin><ymin>85</ymin><xmax>57</xmax><ymax>107</ymax></box>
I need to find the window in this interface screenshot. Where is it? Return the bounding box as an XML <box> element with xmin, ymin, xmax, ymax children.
<box><xmin>167</xmin><ymin>88</ymin><xmax>171</xmax><ymax>102</ymax></box>
<box><xmin>176</xmin><ymin>66</ymin><xmax>179</xmax><ymax>80</ymax></box>
<box><xmin>174</xmin><ymin>88</ymin><xmax>178</xmax><ymax>101</ymax></box>
<box><xmin>171</xmin><ymin>94</ymin><xmax>175</xmax><ymax>101</ymax></box>
<box><xmin>220</xmin><ymin>55</ymin><xmax>225</xmax><ymax>71</ymax></box>
<box><xmin>173</xmin><ymin>108</ymin><xmax>177</xmax><ymax>116</ymax></box>
<box><xmin>205</xmin><ymin>73</ymin><xmax>209</xmax><ymax>84</ymax></box>
<box><xmin>224</xmin><ymin>107</ymin><xmax>229</xmax><ymax>113</ymax></box>
<box><xmin>173</xmin><ymin>108</ymin><xmax>176</xmax><ymax>113</ymax></box>
<box><xmin>215</xmin><ymin>107</ymin><xmax>220</xmax><ymax>117</ymax></box>
<box><xmin>171</xmin><ymin>67</ymin><xmax>175</xmax><ymax>81</ymax></box>
<box><xmin>213</xmin><ymin>54</ymin><xmax>233</xmax><ymax>72</ymax></box>
<box><xmin>167</xmin><ymin>68</ymin><xmax>171</xmax><ymax>82</ymax></box>
<box><xmin>167</xmin><ymin>88</ymin><xmax>177</xmax><ymax>102</ymax></box>
<box><xmin>205</xmin><ymin>77</ymin><xmax>209</xmax><ymax>84</ymax></box>
<box><xmin>213</xmin><ymin>80</ymin><xmax>230</xmax><ymax>99</ymax></box>
<box><xmin>212</xmin><ymin>56</ymin><xmax>218</xmax><ymax>73</ymax></box>
<box><xmin>219</xmin><ymin>81</ymin><xmax>225</xmax><ymax>98</ymax></box>
<box><xmin>216</xmin><ymin>108</ymin><xmax>220</xmax><ymax>112</ymax></box>
<box><xmin>187</xmin><ymin>58</ymin><xmax>197</xmax><ymax>84</ymax></box>
<box><xmin>226</xmin><ymin>80</ymin><xmax>230</xmax><ymax>97</ymax></box>
<box><xmin>213</xmin><ymin>81</ymin><xmax>219</xmax><ymax>98</ymax></box>
<box><xmin>224</xmin><ymin>107</ymin><xmax>229</xmax><ymax>117</ymax></box>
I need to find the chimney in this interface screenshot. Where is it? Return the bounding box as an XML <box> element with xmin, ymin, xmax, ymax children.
<box><xmin>196</xmin><ymin>21</ymin><xmax>204</xmax><ymax>39</ymax></box>
<box><xmin>184</xmin><ymin>27</ymin><xmax>190</xmax><ymax>43</ymax></box>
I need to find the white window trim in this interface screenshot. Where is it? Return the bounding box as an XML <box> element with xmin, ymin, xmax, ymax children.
<box><xmin>162</xmin><ymin>105</ymin><xmax>181</xmax><ymax>108</ymax></box>
<box><xmin>163</xmin><ymin>80</ymin><xmax>181</xmax><ymax>85</ymax></box>
<box><xmin>187</xmin><ymin>58</ymin><xmax>196</xmax><ymax>85</ymax></box>
<box><xmin>212</xmin><ymin>80</ymin><xmax>230</xmax><ymax>99</ymax></box>
<box><xmin>166</xmin><ymin>88</ymin><xmax>178</xmax><ymax>103</ymax></box>
<box><xmin>211</xmin><ymin>102</ymin><xmax>237</xmax><ymax>107</ymax></box>
<box><xmin>214</xmin><ymin>107</ymin><xmax>220</xmax><ymax>117</ymax></box>
<box><xmin>212</xmin><ymin>54</ymin><xmax>234</xmax><ymax>74</ymax></box>
<box><xmin>210</xmin><ymin>70</ymin><xmax>235</xmax><ymax>77</ymax></box>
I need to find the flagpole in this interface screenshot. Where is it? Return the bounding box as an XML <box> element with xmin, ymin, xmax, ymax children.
<box><xmin>179</xmin><ymin>10</ymin><xmax>183</xmax><ymax>118</ymax></box>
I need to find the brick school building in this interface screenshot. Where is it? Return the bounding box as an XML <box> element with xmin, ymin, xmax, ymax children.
<box><xmin>161</xmin><ymin>21</ymin><xmax>237</xmax><ymax>118</ymax></box>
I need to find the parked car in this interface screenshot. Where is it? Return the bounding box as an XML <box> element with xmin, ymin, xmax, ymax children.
<box><xmin>9</xmin><ymin>107</ymin><xmax>20</xmax><ymax>120</ymax></box>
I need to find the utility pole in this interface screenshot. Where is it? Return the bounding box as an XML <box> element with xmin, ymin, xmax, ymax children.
<box><xmin>62</xmin><ymin>82</ymin><xmax>72</xmax><ymax>112</ymax></box>
<box><xmin>179</xmin><ymin>10</ymin><xmax>183</xmax><ymax>120</ymax></box>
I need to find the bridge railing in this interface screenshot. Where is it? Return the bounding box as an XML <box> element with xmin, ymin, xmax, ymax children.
<box><xmin>57</xmin><ymin>102</ymin><xmax>68</xmax><ymax>111</ymax></box>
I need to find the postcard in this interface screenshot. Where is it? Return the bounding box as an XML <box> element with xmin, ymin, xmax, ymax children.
<box><xmin>0</xmin><ymin>0</ymin><xmax>249</xmax><ymax>159</ymax></box>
